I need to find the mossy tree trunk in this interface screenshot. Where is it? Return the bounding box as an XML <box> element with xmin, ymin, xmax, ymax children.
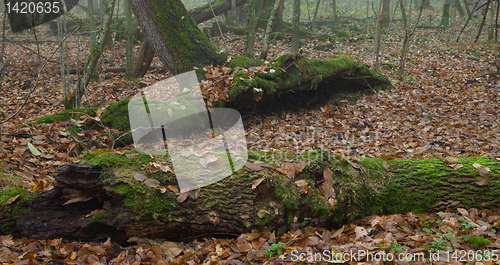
<box><xmin>128</xmin><ymin>0</ymin><xmax>226</xmax><ymax>75</ymax></box>
<box><xmin>132</xmin><ymin>0</ymin><xmax>247</xmax><ymax>78</ymax></box>
<box><xmin>1</xmin><ymin>151</ymin><xmax>499</xmax><ymax>244</ymax></box>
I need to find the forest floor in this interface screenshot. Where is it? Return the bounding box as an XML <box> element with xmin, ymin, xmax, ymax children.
<box><xmin>0</xmin><ymin>14</ymin><xmax>499</xmax><ymax>264</ymax></box>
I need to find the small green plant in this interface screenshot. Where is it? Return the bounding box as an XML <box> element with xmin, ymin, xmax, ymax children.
<box><xmin>468</xmin><ymin>236</ymin><xmax>491</xmax><ymax>250</ymax></box>
<box><xmin>459</xmin><ymin>219</ymin><xmax>478</xmax><ymax>230</ymax></box>
<box><xmin>390</xmin><ymin>241</ymin><xmax>404</xmax><ymax>252</ymax></box>
<box><xmin>264</xmin><ymin>241</ymin><xmax>287</xmax><ymax>257</ymax></box>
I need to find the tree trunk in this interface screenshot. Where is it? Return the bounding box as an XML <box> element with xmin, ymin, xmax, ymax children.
<box><xmin>88</xmin><ymin>0</ymin><xmax>99</xmax><ymax>83</ymax></box>
<box><xmin>332</xmin><ymin>0</ymin><xmax>338</xmax><ymax>22</ymax></box>
<box><xmin>190</xmin><ymin>0</ymin><xmax>247</xmax><ymax>24</ymax></box>
<box><xmin>124</xmin><ymin>0</ymin><xmax>134</xmax><ymax>80</ymax></box>
<box><xmin>381</xmin><ymin>0</ymin><xmax>391</xmax><ymax>27</ymax></box>
<box><xmin>311</xmin><ymin>0</ymin><xmax>321</xmax><ymax>30</ymax></box>
<box><xmin>259</xmin><ymin>0</ymin><xmax>286</xmax><ymax>60</ymax></box>
<box><xmin>132</xmin><ymin>0</ymin><xmax>246</xmax><ymax>78</ymax></box>
<box><xmin>2</xmin><ymin>152</ymin><xmax>499</xmax><ymax>244</ymax></box>
<box><xmin>440</xmin><ymin>0</ymin><xmax>451</xmax><ymax>27</ymax></box>
<box><xmin>133</xmin><ymin>40</ymin><xmax>156</xmax><ymax>78</ymax></box>
<box><xmin>291</xmin><ymin>0</ymin><xmax>300</xmax><ymax>53</ymax></box>
<box><xmin>245</xmin><ymin>0</ymin><xmax>257</xmax><ymax>58</ymax></box>
<box><xmin>129</xmin><ymin>0</ymin><xmax>226</xmax><ymax>75</ymax></box>
<box><xmin>75</xmin><ymin>0</ymin><xmax>116</xmax><ymax>108</ymax></box>
<box><xmin>374</xmin><ymin>0</ymin><xmax>383</xmax><ymax>71</ymax></box>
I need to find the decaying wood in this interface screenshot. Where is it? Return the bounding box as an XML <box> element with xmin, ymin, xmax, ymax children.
<box><xmin>1</xmin><ymin>152</ymin><xmax>499</xmax><ymax>244</ymax></box>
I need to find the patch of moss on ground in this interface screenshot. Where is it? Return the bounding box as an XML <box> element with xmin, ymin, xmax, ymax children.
<box><xmin>226</xmin><ymin>56</ymin><xmax>264</xmax><ymax>69</ymax></box>
<box><xmin>34</xmin><ymin>107</ymin><xmax>99</xmax><ymax>124</ymax></box>
<box><xmin>0</xmin><ymin>188</ymin><xmax>29</xmax><ymax>205</ymax></box>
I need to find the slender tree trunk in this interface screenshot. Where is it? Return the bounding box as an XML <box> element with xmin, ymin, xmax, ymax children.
<box><xmin>88</xmin><ymin>0</ymin><xmax>99</xmax><ymax>83</ymax></box>
<box><xmin>475</xmin><ymin>0</ymin><xmax>491</xmax><ymax>42</ymax></box>
<box><xmin>398</xmin><ymin>0</ymin><xmax>424</xmax><ymax>78</ymax></box>
<box><xmin>455</xmin><ymin>0</ymin><xmax>465</xmax><ymax>17</ymax></box>
<box><xmin>291</xmin><ymin>0</ymin><xmax>300</xmax><ymax>53</ymax></box>
<box><xmin>463</xmin><ymin>0</ymin><xmax>471</xmax><ymax>17</ymax></box>
<box><xmin>381</xmin><ymin>0</ymin><xmax>391</xmax><ymax>27</ymax></box>
<box><xmin>488</xmin><ymin>0</ymin><xmax>496</xmax><ymax>43</ymax></box>
<box><xmin>496</xmin><ymin>0</ymin><xmax>499</xmax><ymax>42</ymax></box>
<box><xmin>259</xmin><ymin>0</ymin><xmax>285</xmax><ymax>60</ymax></box>
<box><xmin>456</xmin><ymin>0</ymin><xmax>479</xmax><ymax>42</ymax></box>
<box><xmin>245</xmin><ymin>0</ymin><xmax>257</xmax><ymax>58</ymax></box>
<box><xmin>311</xmin><ymin>0</ymin><xmax>321</xmax><ymax>30</ymax></box>
<box><xmin>124</xmin><ymin>0</ymin><xmax>134</xmax><ymax>80</ymax></box>
<box><xmin>440</xmin><ymin>0</ymin><xmax>451</xmax><ymax>27</ymax></box>
<box><xmin>255</xmin><ymin>0</ymin><xmax>269</xmax><ymax>31</ymax></box>
<box><xmin>374</xmin><ymin>0</ymin><xmax>384</xmax><ymax>71</ymax></box>
<box><xmin>332</xmin><ymin>0</ymin><xmax>338</xmax><ymax>22</ymax></box>
<box><xmin>76</xmin><ymin>0</ymin><xmax>116</xmax><ymax>107</ymax></box>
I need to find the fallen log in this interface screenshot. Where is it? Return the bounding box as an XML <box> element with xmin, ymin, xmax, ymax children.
<box><xmin>0</xmin><ymin>150</ymin><xmax>499</xmax><ymax>244</ymax></box>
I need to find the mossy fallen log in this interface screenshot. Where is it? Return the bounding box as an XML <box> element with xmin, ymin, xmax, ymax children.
<box><xmin>34</xmin><ymin>53</ymin><xmax>391</xmax><ymax>147</ymax></box>
<box><xmin>225</xmin><ymin>53</ymin><xmax>392</xmax><ymax>106</ymax></box>
<box><xmin>1</xmin><ymin>150</ymin><xmax>499</xmax><ymax>244</ymax></box>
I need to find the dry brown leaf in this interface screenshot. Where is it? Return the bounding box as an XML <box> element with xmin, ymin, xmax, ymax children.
<box><xmin>6</xmin><ymin>194</ymin><xmax>21</xmax><ymax>205</ymax></box>
<box><xmin>167</xmin><ymin>185</ymin><xmax>180</xmax><ymax>194</ymax></box>
<box><xmin>294</xmin><ymin>179</ymin><xmax>309</xmax><ymax>194</ymax></box>
<box><xmin>133</xmin><ymin>172</ymin><xmax>147</xmax><ymax>182</ymax></box>
<box><xmin>144</xmin><ymin>179</ymin><xmax>160</xmax><ymax>188</ymax></box>
<box><xmin>320</xmin><ymin>182</ymin><xmax>336</xmax><ymax>199</ymax></box>
<box><xmin>323</xmin><ymin>167</ymin><xmax>334</xmax><ymax>187</ymax></box>
<box><xmin>382</xmin><ymin>161</ymin><xmax>390</xmax><ymax>170</ymax></box>
<box><xmin>252</xmin><ymin>177</ymin><xmax>266</xmax><ymax>190</ymax></box>
<box><xmin>177</xmin><ymin>192</ymin><xmax>189</xmax><ymax>203</ymax></box>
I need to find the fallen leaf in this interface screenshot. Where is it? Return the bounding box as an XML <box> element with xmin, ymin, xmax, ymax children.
<box><xmin>177</xmin><ymin>192</ymin><xmax>188</xmax><ymax>203</ymax></box>
<box><xmin>144</xmin><ymin>179</ymin><xmax>160</xmax><ymax>188</ymax></box>
<box><xmin>252</xmin><ymin>177</ymin><xmax>266</xmax><ymax>189</ymax></box>
<box><xmin>6</xmin><ymin>194</ymin><xmax>21</xmax><ymax>205</ymax></box>
<box><xmin>28</xmin><ymin>142</ymin><xmax>41</xmax><ymax>156</ymax></box>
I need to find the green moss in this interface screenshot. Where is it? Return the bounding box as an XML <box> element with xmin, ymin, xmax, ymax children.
<box><xmin>34</xmin><ymin>107</ymin><xmax>98</xmax><ymax>124</ymax></box>
<box><xmin>82</xmin><ymin>151</ymin><xmax>133</xmax><ymax>168</ymax></box>
<box><xmin>0</xmin><ymin>188</ymin><xmax>29</xmax><ymax>205</ymax></box>
<box><xmin>100</xmin><ymin>99</ymin><xmax>131</xmax><ymax>132</ymax></box>
<box><xmin>88</xmin><ymin>211</ymin><xmax>111</xmax><ymax>224</ymax></box>
<box><xmin>258</xmin><ymin>213</ymin><xmax>274</xmax><ymax>226</ymax></box>
<box><xmin>469</xmin><ymin>236</ymin><xmax>491</xmax><ymax>250</ymax></box>
<box><xmin>149</xmin><ymin>0</ymin><xmax>225</xmax><ymax>73</ymax></box>
<box><xmin>226</xmin><ymin>56</ymin><xmax>264</xmax><ymax>69</ymax></box>
<box><xmin>316</xmin><ymin>33</ymin><xmax>335</xmax><ymax>42</ymax></box>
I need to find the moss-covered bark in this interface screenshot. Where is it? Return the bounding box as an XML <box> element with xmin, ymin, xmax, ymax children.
<box><xmin>129</xmin><ymin>0</ymin><xmax>226</xmax><ymax>75</ymax></box>
<box><xmin>227</xmin><ymin>53</ymin><xmax>392</xmax><ymax>105</ymax></box>
<box><xmin>1</xmin><ymin>149</ymin><xmax>499</xmax><ymax>243</ymax></box>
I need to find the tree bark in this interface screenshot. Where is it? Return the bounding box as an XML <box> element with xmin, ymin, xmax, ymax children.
<box><xmin>124</xmin><ymin>0</ymin><xmax>135</xmax><ymax>80</ymax></box>
<box><xmin>440</xmin><ymin>0</ymin><xmax>451</xmax><ymax>27</ymax></box>
<box><xmin>381</xmin><ymin>0</ymin><xmax>391</xmax><ymax>27</ymax></box>
<box><xmin>133</xmin><ymin>40</ymin><xmax>156</xmax><ymax>78</ymax></box>
<box><xmin>129</xmin><ymin>0</ymin><xmax>226</xmax><ymax>75</ymax></box>
<box><xmin>75</xmin><ymin>0</ymin><xmax>116</xmax><ymax>107</ymax></box>
<box><xmin>291</xmin><ymin>0</ymin><xmax>300</xmax><ymax>53</ymax></box>
<box><xmin>259</xmin><ymin>0</ymin><xmax>285</xmax><ymax>60</ymax></box>
<box><xmin>2</xmin><ymin>152</ymin><xmax>499</xmax><ymax>244</ymax></box>
<box><xmin>245</xmin><ymin>0</ymin><xmax>257</xmax><ymax>58</ymax></box>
